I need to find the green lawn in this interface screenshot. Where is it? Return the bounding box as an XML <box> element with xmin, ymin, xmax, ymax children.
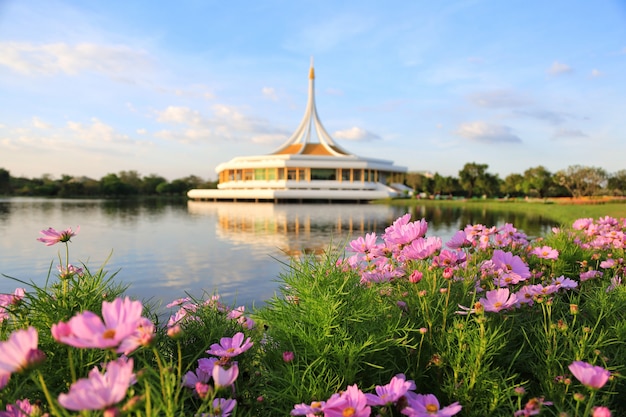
<box><xmin>381</xmin><ymin>198</ymin><xmax>626</xmax><ymax>226</ymax></box>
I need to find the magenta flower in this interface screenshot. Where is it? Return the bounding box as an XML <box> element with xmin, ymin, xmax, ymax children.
<box><xmin>348</xmin><ymin>232</ymin><xmax>378</xmax><ymax>253</ymax></box>
<box><xmin>479</xmin><ymin>288</ymin><xmax>518</xmax><ymax>313</ymax></box>
<box><xmin>0</xmin><ymin>327</ymin><xmax>43</xmax><ymax>389</ymax></box>
<box><xmin>206</xmin><ymin>332</ymin><xmax>253</xmax><ymax>358</ymax></box>
<box><xmin>530</xmin><ymin>245</ymin><xmax>559</xmax><ymax>260</ymax></box>
<box><xmin>401</xmin><ymin>392</ymin><xmax>462</xmax><ymax>417</ymax></box>
<box><xmin>210</xmin><ymin>398</ymin><xmax>237</xmax><ymax>417</ymax></box>
<box><xmin>283</xmin><ymin>351</ymin><xmax>295</xmax><ymax>362</ymax></box>
<box><xmin>291</xmin><ymin>400</ymin><xmax>326</xmax><ymax>416</ymax></box>
<box><xmin>324</xmin><ymin>384</ymin><xmax>371</xmax><ymax>417</ymax></box>
<box><xmin>1</xmin><ymin>398</ymin><xmax>41</xmax><ymax>417</ymax></box>
<box><xmin>37</xmin><ymin>226</ymin><xmax>79</xmax><ymax>246</ymax></box>
<box><xmin>0</xmin><ymin>288</ymin><xmax>25</xmax><ymax>323</ymax></box>
<box><xmin>491</xmin><ymin>250</ymin><xmax>531</xmax><ymax>286</ymax></box>
<box><xmin>58</xmin><ymin>357</ymin><xmax>134</xmax><ymax>411</ymax></box>
<box><xmin>568</xmin><ymin>361</ymin><xmax>611</xmax><ymax>390</ymax></box>
<box><xmin>365</xmin><ymin>373</ymin><xmax>416</xmax><ymax>406</ymax></box>
<box><xmin>52</xmin><ymin>297</ymin><xmax>147</xmax><ymax>354</ymax></box>
<box><xmin>446</xmin><ymin>230</ymin><xmax>472</xmax><ymax>249</ymax></box>
<box><xmin>212</xmin><ymin>362</ymin><xmax>239</xmax><ymax>388</ymax></box>
<box><xmin>592</xmin><ymin>406</ymin><xmax>612</xmax><ymax>417</ymax></box>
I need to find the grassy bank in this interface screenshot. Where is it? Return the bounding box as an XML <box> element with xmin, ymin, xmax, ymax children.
<box><xmin>381</xmin><ymin>197</ymin><xmax>626</xmax><ymax>226</ymax></box>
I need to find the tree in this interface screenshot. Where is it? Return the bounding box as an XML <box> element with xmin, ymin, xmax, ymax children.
<box><xmin>522</xmin><ymin>166</ymin><xmax>553</xmax><ymax>198</ymax></box>
<box><xmin>0</xmin><ymin>168</ymin><xmax>10</xmax><ymax>194</ymax></box>
<box><xmin>607</xmin><ymin>169</ymin><xmax>626</xmax><ymax>196</ymax></box>
<box><xmin>458</xmin><ymin>162</ymin><xmax>490</xmax><ymax>198</ymax></box>
<box><xmin>554</xmin><ymin>165</ymin><xmax>608</xmax><ymax>198</ymax></box>
<box><xmin>501</xmin><ymin>173</ymin><xmax>524</xmax><ymax>197</ymax></box>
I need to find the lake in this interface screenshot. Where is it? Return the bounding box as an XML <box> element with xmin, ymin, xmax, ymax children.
<box><xmin>0</xmin><ymin>198</ymin><xmax>556</xmax><ymax>309</ymax></box>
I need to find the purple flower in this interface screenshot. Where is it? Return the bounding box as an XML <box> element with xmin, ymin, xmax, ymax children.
<box><xmin>212</xmin><ymin>362</ymin><xmax>239</xmax><ymax>388</ymax></box>
<box><xmin>491</xmin><ymin>250</ymin><xmax>531</xmax><ymax>286</ymax></box>
<box><xmin>401</xmin><ymin>392</ymin><xmax>462</xmax><ymax>416</ymax></box>
<box><xmin>445</xmin><ymin>230</ymin><xmax>471</xmax><ymax>249</ymax></box>
<box><xmin>206</xmin><ymin>332</ymin><xmax>253</xmax><ymax>358</ymax></box>
<box><xmin>37</xmin><ymin>226</ymin><xmax>79</xmax><ymax>246</ymax></box>
<box><xmin>324</xmin><ymin>384</ymin><xmax>371</xmax><ymax>417</ymax></box>
<box><xmin>282</xmin><ymin>351</ymin><xmax>295</xmax><ymax>362</ymax></box>
<box><xmin>0</xmin><ymin>398</ymin><xmax>41</xmax><ymax>417</ymax></box>
<box><xmin>291</xmin><ymin>400</ymin><xmax>325</xmax><ymax>416</ymax></box>
<box><xmin>568</xmin><ymin>361</ymin><xmax>611</xmax><ymax>389</ymax></box>
<box><xmin>208</xmin><ymin>398</ymin><xmax>237</xmax><ymax>417</ymax></box>
<box><xmin>58</xmin><ymin>357</ymin><xmax>135</xmax><ymax>411</ymax></box>
<box><xmin>479</xmin><ymin>288</ymin><xmax>518</xmax><ymax>313</ymax></box>
<box><xmin>0</xmin><ymin>327</ymin><xmax>43</xmax><ymax>389</ymax></box>
<box><xmin>530</xmin><ymin>245</ymin><xmax>559</xmax><ymax>260</ymax></box>
<box><xmin>365</xmin><ymin>373</ymin><xmax>416</xmax><ymax>406</ymax></box>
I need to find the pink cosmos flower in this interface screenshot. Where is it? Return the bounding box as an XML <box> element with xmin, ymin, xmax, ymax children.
<box><xmin>513</xmin><ymin>397</ymin><xmax>552</xmax><ymax>416</ymax></box>
<box><xmin>445</xmin><ymin>230</ymin><xmax>471</xmax><ymax>249</ymax></box>
<box><xmin>530</xmin><ymin>246</ymin><xmax>559</xmax><ymax>260</ymax></box>
<box><xmin>291</xmin><ymin>400</ymin><xmax>325</xmax><ymax>416</ymax></box>
<box><xmin>0</xmin><ymin>288</ymin><xmax>25</xmax><ymax>323</ymax></box>
<box><xmin>365</xmin><ymin>373</ymin><xmax>416</xmax><ymax>406</ymax></box>
<box><xmin>568</xmin><ymin>361</ymin><xmax>611</xmax><ymax>390</ymax></box>
<box><xmin>580</xmin><ymin>270</ymin><xmax>603</xmax><ymax>281</ymax></box>
<box><xmin>52</xmin><ymin>297</ymin><xmax>146</xmax><ymax>354</ymax></box>
<box><xmin>1</xmin><ymin>398</ymin><xmax>41</xmax><ymax>417</ymax></box>
<box><xmin>210</xmin><ymin>398</ymin><xmax>237</xmax><ymax>417</ymax></box>
<box><xmin>0</xmin><ymin>327</ymin><xmax>43</xmax><ymax>389</ymax></box>
<box><xmin>212</xmin><ymin>362</ymin><xmax>239</xmax><ymax>388</ymax></box>
<box><xmin>383</xmin><ymin>215</ymin><xmax>428</xmax><ymax>245</ymax></box>
<box><xmin>479</xmin><ymin>288</ymin><xmax>518</xmax><ymax>313</ymax></box>
<box><xmin>37</xmin><ymin>226</ymin><xmax>79</xmax><ymax>246</ymax></box>
<box><xmin>348</xmin><ymin>232</ymin><xmax>378</xmax><ymax>253</ymax></box>
<box><xmin>491</xmin><ymin>250</ymin><xmax>531</xmax><ymax>286</ymax></box>
<box><xmin>401</xmin><ymin>392</ymin><xmax>462</xmax><ymax>417</ymax></box>
<box><xmin>323</xmin><ymin>384</ymin><xmax>371</xmax><ymax>417</ymax></box>
<box><xmin>206</xmin><ymin>332</ymin><xmax>253</xmax><ymax>358</ymax></box>
<box><xmin>551</xmin><ymin>276</ymin><xmax>578</xmax><ymax>291</ymax></box>
<box><xmin>592</xmin><ymin>406</ymin><xmax>612</xmax><ymax>417</ymax></box>
<box><xmin>400</xmin><ymin>237</ymin><xmax>442</xmax><ymax>261</ymax></box>
<box><xmin>58</xmin><ymin>357</ymin><xmax>134</xmax><ymax>411</ymax></box>
<box><xmin>283</xmin><ymin>351</ymin><xmax>295</xmax><ymax>362</ymax></box>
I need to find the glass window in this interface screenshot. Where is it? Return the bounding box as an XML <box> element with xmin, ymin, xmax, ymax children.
<box><xmin>287</xmin><ymin>169</ymin><xmax>297</xmax><ymax>180</ymax></box>
<box><xmin>353</xmin><ymin>169</ymin><xmax>362</xmax><ymax>181</ymax></box>
<box><xmin>254</xmin><ymin>169</ymin><xmax>266</xmax><ymax>180</ymax></box>
<box><xmin>310</xmin><ymin>168</ymin><xmax>336</xmax><ymax>180</ymax></box>
<box><xmin>341</xmin><ymin>169</ymin><xmax>351</xmax><ymax>181</ymax></box>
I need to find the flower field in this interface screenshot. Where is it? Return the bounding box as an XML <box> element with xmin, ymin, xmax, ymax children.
<box><xmin>0</xmin><ymin>214</ymin><xmax>625</xmax><ymax>416</ymax></box>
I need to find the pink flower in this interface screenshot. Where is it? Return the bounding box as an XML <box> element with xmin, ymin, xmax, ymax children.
<box><xmin>479</xmin><ymin>288</ymin><xmax>518</xmax><ymax>313</ymax></box>
<box><xmin>401</xmin><ymin>392</ymin><xmax>462</xmax><ymax>416</ymax></box>
<box><xmin>58</xmin><ymin>357</ymin><xmax>134</xmax><ymax>411</ymax></box>
<box><xmin>324</xmin><ymin>384</ymin><xmax>371</xmax><ymax>417</ymax></box>
<box><xmin>592</xmin><ymin>406</ymin><xmax>612</xmax><ymax>417</ymax></box>
<box><xmin>568</xmin><ymin>361</ymin><xmax>611</xmax><ymax>389</ymax></box>
<box><xmin>37</xmin><ymin>226</ymin><xmax>79</xmax><ymax>246</ymax></box>
<box><xmin>365</xmin><ymin>373</ymin><xmax>416</xmax><ymax>406</ymax></box>
<box><xmin>0</xmin><ymin>327</ymin><xmax>43</xmax><ymax>389</ymax></box>
<box><xmin>283</xmin><ymin>351</ymin><xmax>295</xmax><ymax>362</ymax></box>
<box><xmin>530</xmin><ymin>245</ymin><xmax>559</xmax><ymax>260</ymax></box>
<box><xmin>210</xmin><ymin>398</ymin><xmax>237</xmax><ymax>417</ymax></box>
<box><xmin>0</xmin><ymin>288</ymin><xmax>25</xmax><ymax>323</ymax></box>
<box><xmin>580</xmin><ymin>270</ymin><xmax>603</xmax><ymax>281</ymax></box>
<box><xmin>52</xmin><ymin>297</ymin><xmax>147</xmax><ymax>354</ymax></box>
<box><xmin>409</xmin><ymin>270</ymin><xmax>423</xmax><ymax>283</ymax></box>
<box><xmin>212</xmin><ymin>362</ymin><xmax>239</xmax><ymax>388</ymax></box>
<box><xmin>348</xmin><ymin>232</ymin><xmax>378</xmax><ymax>253</ymax></box>
<box><xmin>446</xmin><ymin>230</ymin><xmax>471</xmax><ymax>249</ymax></box>
<box><xmin>291</xmin><ymin>400</ymin><xmax>325</xmax><ymax>416</ymax></box>
<box><xmin>1</xmin><ymin>398</ymin><xmax>41</xmax><ymax>417</ymax></box>
<box><xmin>206</xmin><ymin>332</ymin><xmax>253</xmax><ymax>358</ymax></box>
<box><xmin>513</xmin><ymin>397</ymin><xmax>552</xmax><ymax>416</ymax></box>
<box><xmin>491</xmin><ymin>250</ymin><xmax>531</xmax><ymax>286</ymax></box>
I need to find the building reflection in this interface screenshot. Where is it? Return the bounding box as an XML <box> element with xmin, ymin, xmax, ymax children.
<box><xmin>187</xmin><ymin>202</ymin><xmax>406</xmax><ymax>256</ymax></box>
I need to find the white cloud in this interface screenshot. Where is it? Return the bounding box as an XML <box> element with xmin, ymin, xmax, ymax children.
<box><xmin>456</xmin><ymin>121</ymin><xmax>521</xmax><ymax>144</ymax></box>
<box><xmin>67</xmin><ymin>118</ymin><xmax>130</xmax><ymax>143</ymax></box>
<box><xmin>32</xmin><ymin>117</ymin><xmax>51</xmax><ymax>129</ymax></box>
<box><xmin>552</xmin><ymin>128</ymin><xmax>587</xmax><ymax>139</ymax></box>
<box><xmin>156</xmin><ymin>106</ymin><xmax>203</xmax><ymax>126</ymax></box>
<box><xmin>251</xmin><ymin>133</ymin><xmax>287</xmax><ymax>144</ymax></box>
<box><xmin>468</xmin><ymin>90</ymin><xmax>530</xmax><ymax>108</ymax></box>
<box><xmin>262</xmin><ymin>87</ymin><xmax>277</xmax><ymax>101</ymax></box>
<box><xmin>333</xmin><ymin>126</ymin><xmax>381</xmax><ymax>141</ymax></box>
<box><xmin>137</xmin><ymin>128</ymin><xmax>147</xmax><ymax>135</ymax></box>
<box><xmin>590</xmin><ymin>69</ymin><xmax>603</xmax><ymax>77</ymax></box>
<box><xmin>547</xmin><ymin>60</ymin><xmax>573</xmax><ymax>75</ymax></box>
<box><xmin>0</xmin><ymin>41</ymin><xmax>151</xmax><ymax>78</ymax></box>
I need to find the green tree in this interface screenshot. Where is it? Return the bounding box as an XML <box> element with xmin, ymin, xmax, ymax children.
<box><xmin>458</xmin><ymin>162</ymin><xmax>490</xmax><ymax>198</ymax></box>
<box><xmin>100</xmin><ymin>173</ymin><xmax>133</xmax><ymax>196</ymax></box>
<box><xmin>141</xmin><ymin>174</ymin><xmax>168</xmax><ymax>195</ymax></box>
<box><xmin>501</xmin><ymin>173</ymin><xmax>524</xmax><ymax>197</ymax></box>
<box><xmin>0</xmin><ymin>168</ymin><xmax>10</xmax><ymax>194</ymax></box>
<box><xmin>607</xmin><ymin>169</ymin><xmax>626</xmax><ymax>196</ymax></box>
<box><xmin>554</xmin><ymin>165</ymin><xmax>608</xmax><ymax>198</ymax></box>
<box><xmin>522</xmin><ymin>166</ymin><xmax>553</xmax><ymax>198</ymax></box>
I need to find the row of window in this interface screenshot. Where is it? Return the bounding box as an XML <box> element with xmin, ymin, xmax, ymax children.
<box><xmin>219</xmin><ymin>168</ymin><xmax>389</xmax><ymax>184</ymax></box>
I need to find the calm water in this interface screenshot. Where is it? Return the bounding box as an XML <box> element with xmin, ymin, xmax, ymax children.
<box><xmin>0</xmin><ymin>198</ymin><xmax>556</xmax><ymax>309</ymax></box>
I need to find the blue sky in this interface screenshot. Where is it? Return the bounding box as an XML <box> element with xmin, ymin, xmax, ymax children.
<box><xmin>1</xmin><ymin>0</ymin><xmax>625</xmax><ymax>181</ymax></box>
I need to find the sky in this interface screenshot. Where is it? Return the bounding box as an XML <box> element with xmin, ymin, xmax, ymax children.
<box><xmin>1</xmin><ymin>0</ymin><xmax>625</xmax><ymax>181</ymax></box>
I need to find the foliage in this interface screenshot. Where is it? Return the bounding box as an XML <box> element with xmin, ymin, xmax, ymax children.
<box><xmin>1</xmin><ymin>216</ymin><xmax>626</xmax><ymax>416</ymax></box>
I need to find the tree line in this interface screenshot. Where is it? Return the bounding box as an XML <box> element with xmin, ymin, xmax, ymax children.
<box><xmin>0</xmin><ymin>169</ymin><xmax>217</xmax><ymax>198</ymax></box>
<box><xmin>403</xmin><ymin>163</ymin><xmax>625</xmax><ymax>199</ymax></box>
<box><xmin>0</xmin><ymin>163</ymin><xmax>624</xmax><ymax>198</ymax></box>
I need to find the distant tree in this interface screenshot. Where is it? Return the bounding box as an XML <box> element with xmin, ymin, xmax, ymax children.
<box><xmin>118</xmin><ymin>170</ymin><xmax>142</xmax><ymax>194</ymax></box>
<box><xmin>458</xmin><ymin>162</ymin><xmax>491</xmax><ymax>198</ymax></box>
<box><xmin>554</xmin><ymin>165</ymin><xmax>608</xmax><ymax>198</ymax></box>
<box><xmin>607</xmin><ymin>169</ymin><xmax>626</xmax><ymax>196</ymax></box>
<box><xmin>141</xmin><ymin>174</ymin><xmax>168</xmax><ymax>195</ymax></box>
<box><xmin>432</xmin><ymin>174</ymin><xmax>461</xmax><ymax>196</ymax></box>
<box><xmin>501</xmin><ymin>173</ymin><xmax>524</xmax><ymax>197</ymax></box>
<box><xmin>405</xmin><ymin>172</ymin><xmax>433</xmax><ymax>194</ymax></box>
<box><xmin>100</xmin><ymin>173</ymin><xmax>133</xmax><ymax>196</ymax></box>
<box><xmin>0</xmin><ymin>168</ymin><xmax>10</xmax><ymax>194</ymax></box>
<box><xmin>522</xmin><ymin>166</ymin><xmax>553</xmax><ymax>198</ymax></box>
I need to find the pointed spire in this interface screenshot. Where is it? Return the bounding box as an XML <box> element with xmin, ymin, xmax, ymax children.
<box><xmin>270</xmin><ymin>59</ymin><xmax>354</xmax><ymax>157</ymax></box>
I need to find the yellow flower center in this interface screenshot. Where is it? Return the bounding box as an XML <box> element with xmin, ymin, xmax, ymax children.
<box><xmin>494</xmin><ymin>302</ymin><xmax>503</xmax><ymax>308</ymax></box>
<box><xmin>426</xmin><ymin>403</ymin><xmax>438</xmax><ymax>413</ymax></box>
<box><xmin>342</xmin><ymin>407</ymin><xmax>355</xmax><ymax>417</ymax></box>
<box><xmin>103</xmin><ymin>329</ymin><xmax>116</xmax><ymax>339</ymax></box>
<box><xmin>226</xmin><ymin>347</ymin><xmax>236</xmax><ymax>353</ymax></box>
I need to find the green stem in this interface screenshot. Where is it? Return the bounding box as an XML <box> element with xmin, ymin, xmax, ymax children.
<box><xmin>36</xmin><ymin>371</ymin><xmax>63</xmax><ymax>417</ymax></box>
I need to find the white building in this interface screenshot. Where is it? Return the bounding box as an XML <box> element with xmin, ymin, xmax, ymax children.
<box><xmin>187</xmin><ymin>61</ymin><xmax>407</xmax><ymax>203</ymax></box>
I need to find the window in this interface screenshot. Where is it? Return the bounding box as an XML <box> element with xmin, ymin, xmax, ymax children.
<box><xmin>310</xmin><ymin>169</ymin><xmax>336</xmax><ymax>180</ymax></box>
<box><xmin>254</xmin><ymin>169</ymin><xmax>266</xmax><ymax>180</ymax></box>
<box><xmin>341</xmin><ymin>169</ymin><xmax>351</xmax><ymax>181</ymax></box>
